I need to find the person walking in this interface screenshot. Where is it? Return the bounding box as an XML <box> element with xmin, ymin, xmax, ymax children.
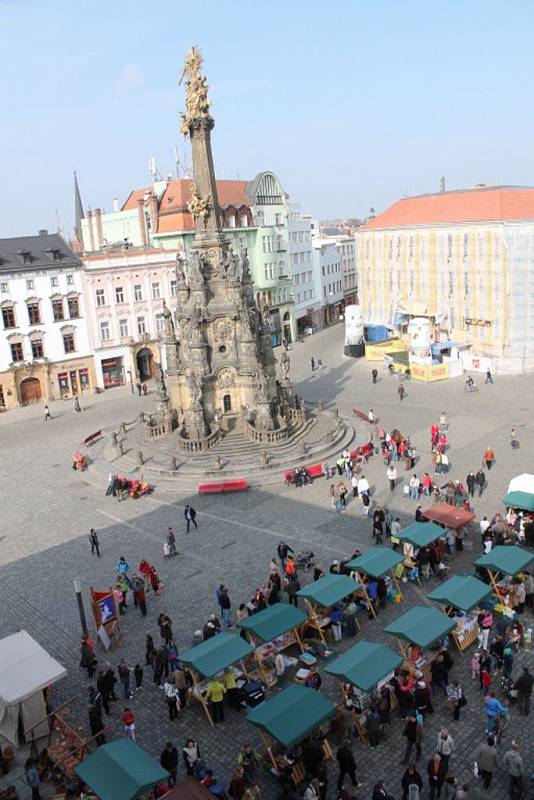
<box><xmin>510</xmin><ymin>428</ymin><xmax>520</xmax><ymax>449</ymax></box>
<box><xmin>161</xmin><ymin>742</ymin><xmax>179</xmax><ymax>786</ymax></box>
<box><xmin>386</xmin><ymin>464</ymin><xmax>397</xmax><ymax>492</ymax></box>
<box><xmin>118</xmin><ymin>660</ymin><xmax>132</xmax><ymax>699</ymax></box>
<box><xmin>476</xmin><ymin>735</ymin><xmax>498</xmax><ymax>790</ymax></box>
<box><xmin>88</xmin><ymin>528</ymin><xmax>100</xmax><ymax>557</ymax></box>
<box><xmin>483</xmin><ymin>446</ymin><xmax>495</xmax><ymax>470</ymax></box>
<box><xmin>483</xmin><ymin>690</ymin><xmax>507</xmax><ymax>733</ymax></box>
<box><xmin>134</xmin><ymin>663</ymin><xmax>143</xmax><ymax>692</ymax></box>
<box><xmin>447</xmin><ymin>679</ymin><xmax>465</xmax><ymax>721</ymax></box>
<box><xmin>136</xmin><ymin>382</ymin><xmax>142</xmax><ymax>396</ymax></box>
<box><xmin>514</xmin><ymin>666</ymin><xmax>534</xmax><ymax>715</ymax></box>
<box><xmin>121</xmin><ymin>707</ymin><xmax>136</xmax><ymax>741</ymax></box>
<box><xmin>475</xmin><ymin>468</ymin><xmax>486</xmax><ymax>497</ymax></box>
<box><xmin>485</xmin><ymin>368</ymin><xmax>494</xmax><ymax>384</ymax></box>
<box><xmin>142</xmin><ymin>382</ymin><xmax>148</xmax><ymax>396</ymax></box>
<box><xmin>80</xmin><ymin>638</ymin><xmax>97</xmax><ymax>678</ymax></box>
<box><xmin>466</xmin><ymin>472</ymin><xmax>476</xmax><ymax>498</ymax></box>
<box><xmin>310</xmin><ymin>356</ymin><xmax>315</xmax><ymax>372</ymax></box>
<box><xmin>164</xmin><ymin>681</ymin><xmax>179</xmax><ymax>721</ymax></box>
<box><xmin>286</xmin><ymin>574</ymin><xmax>301</xmax><ymax>607</ymax></box>
<box><xmin>336</xmin><ymin>740</ymin><xmax>358</xmax><ymax>792</ymax></box>
<box><xmin>88</xmin><ymin>703</ymin><xmax>106</xmax><ymax>746</ymax></box>
<box><xmin>182</xmin><ymin>738</ymin><xmax>201</xmax><ymax>775</ymax></box>
<box><xmin>398</xmin><ymin>384</ymin><xmax>405</xmax><ymax>401</ymax></box>
<box><xmin>372</xmin><ymin>368</ymin><xmax>378</xmax><ymax>384</ymax></box>
<box><xmin>436</xmin><ymin>728</ymin><xmax>454</xmax><ymax>772</ymax></box>
<box><xmin>502</xmin><ymin>740</ymin><xmax>525</xmax><ymax>800</ymax></box>
<box><xmin>184</xmin><ymin>504</ymin><xmax>198</xmax><ymax>533</ymax></box>
<box><xmin>25</xmin><ymin>759</ymin><xmax>41</xmax><ymax>800</ymax></box>
<box><xmin>44</xmin><ymin>404</ymin><xmax>51</xmax><ymax>421</ymax></box>
<box><xmin>220</xmin><ymin>587</ymin><xmax>232</xmax><ymax>627</ymax></box>
<box><xmin>401</xmin><ymin>716</ymin><xmax>422</xmax><ymax>764</ymax></box>
<box><xmin>132</xmin><ymin>575</ymin><xmax>147</xmax><ymax>616</ymax></box>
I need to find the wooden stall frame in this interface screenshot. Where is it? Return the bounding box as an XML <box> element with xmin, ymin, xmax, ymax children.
<box><xmin>439</xmin><ymin>604</ymin><xmax>480</xmax><ymax>655</ymax></box>
<box><xmin>354</xmin><ymin>567</ymin><xmax>404</xmax><ymax>618</ymax></box>
<box><xmin>395</xmin><ymin>638</ymin><xmax>432</xmax><ymax>683</ymax></box>
<box><xmin>186</xmin><ymin>658</ymin><xmax>250</xmax><ymax>728</ymax></box>
<box><xmin>246</xmin><ymin>627</ymin><xmax>306</xmax><ymax>687</ymax></box>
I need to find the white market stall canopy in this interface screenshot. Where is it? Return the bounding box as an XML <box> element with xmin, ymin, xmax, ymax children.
<box><xmin>508</xmin><ymin>474</ymin><xmax>534</xmax><ymax>495</ymax></box>
<box><xmin>0</xmin><ymin>630</ymin><xmax>67</xmax><ymax>746</ymax></box>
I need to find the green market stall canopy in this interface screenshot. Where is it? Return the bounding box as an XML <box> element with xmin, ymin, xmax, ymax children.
<box><xmin>474</xmin><ymin>546</ymin><xmax>534</xmax><ymax>577</ymax></box>
<box><xmin>246</xmin><ymin>684</ymin><xmax>335</xmax><ymax>747</ymax></box>
<box><xmin>237</xmin><ymin>604</ymin><xmax>307</xmax><ymax>642</ymax></box>
<box><xmin>503</xmin><ymin>491</ymin><xmax>534</xmax><ymax>512</ymax></box>
<box><xmin>297</xmin><ymin>573</ymin><xmax>360</xmax><ymax>607</ymax></box>
<box><xmin>384</xmin><ymin>606</ymin><xmax>456</xmax><ymax>648</ymax></box>
<box><xmin>428</xmin><ymin>575</ymin><xmax>492</xmax><ymax>613</ymax></box>
<box><xmin>75</xmin><ymin>739</ymin><xmax>168</xmax><ymax>800</ymax></box>
<box><xmin>179</xmin><ymin>631</ymin><xmax>253</xmax><ymax>678</ymax></box>
<box><xmin>397</xmin><ymin>522</ymin><xmax>446</xmax><ymax>548</ymax></box>
<box><xmin>346</xmin><ymin>548</ymin><xmax>404</xmax><ymax>577</ymax></box>
<box><xmin>324</xmin><ymin>640</ymin><xmax>402</xmax><ymax>692</ymax></box>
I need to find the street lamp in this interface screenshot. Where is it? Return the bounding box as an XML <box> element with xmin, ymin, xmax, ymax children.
<box><xmin>73</xmin><ymin>577</ymin><xmax>89</xmax><ymax>637</ymax></box>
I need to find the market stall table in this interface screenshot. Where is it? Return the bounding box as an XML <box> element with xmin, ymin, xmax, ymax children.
<box><xmin>474</xmin><ymin>546</ymin><xmax>534</xmax><ymax>609</ymax></box>
<box><xmin>246</xmin><ymin>684</ymin><xmax>335</xmax><ymax>782</ymax></box>
<box><xmin>324</xmin><ymin>641</ymin><xmax>402</xmax><ymax>743</ymax></box>
<box><xmin>423</xmin><ymin>503</ymin><xmax>475</xmax><ymax>529</ymax></box>
<box><xmin>297</xmin><ymin>574</ymin><xmax>362</xmax><ymax>645</ymax></box>
<box><xmin>346</xmin><ymin>548</ymin><xmax>404</xmax><ymax>618</ymax></box>
<box><xmin>428</xmin><ymin>576</ymin><xmax>492</xmax><ymax>654</ymax></box>
<box><xmin>384</xmin><ymin>606</ymin><xmax>456</xmax><ymax>680</ymax></box>
<box><xmin>76</xmin><ymin>739</ymin><xmax>168</xmax><ymax>800</ymax></box>
<box><xmin>179</xmin><ymin>632</ymin><xmax>253</xmax><ymax>726</ymax></box>
<box><xmin>238</xmin><ymin>604</ymin><xmax>308</xmax><ymax>686</ymax></box>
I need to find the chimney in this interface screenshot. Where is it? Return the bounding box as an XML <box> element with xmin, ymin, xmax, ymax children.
<box><xmin>95</xmin><ymin>208</ymin><xmax>104</xmax><ymax>249</ymax></box>
<box><xmin>87</xmin><ymin>209</ymin><xmax>95</xmax><ymax>251</ymax></box>
<box><xmin>38</xmin><ymin>229</ymin><xmax>48</xmax><ymax>236</ymax></box>
<box><xmin>148</xmin><ymin>192</ymin><xmax>158</xmax><ymax>235</ymax></box>
<box><xmin>137</xmin><ymin>198</ymin><xmax>148</xmax><ymax>246</ymax></box>
<box><xmin>440</xmin><ymin>176</ymin><xmax>446</xmax><ymax>193</ymax></box>
<box><xmin>113</xmin><ymin>197</ymin><xmax>119</xmax><ymax>212</ymax></box>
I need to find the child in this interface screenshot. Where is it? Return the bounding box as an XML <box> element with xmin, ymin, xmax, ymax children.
<box><xmin>134</xmin><ymin>664</ymin><xmax>143</xmax><ymax>691</ymax></box>
<box><xmin>471</xmin><ymin>652</ymin><xmax>481</xmax><ymax>681</ymax></box>
<box><xmin>122</xmin><ymin>707</ymin><xmax>136</xmax><ymax>741</ymax></box>
<box><xmin>480</xmin><ymin>668</ymin><xmax>491</xmax><ymax>693</ymax></box>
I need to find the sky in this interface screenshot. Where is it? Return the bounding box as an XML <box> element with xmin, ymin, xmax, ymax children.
<box><xmin>1</xmin><ymin>0</ymin><xmax>534</xmax><ymax>237</ymax></box>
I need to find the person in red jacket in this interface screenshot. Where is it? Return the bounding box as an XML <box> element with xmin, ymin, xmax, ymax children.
<box><xmin>122</xmin><ymin>708</ymin><xmax>136</xmax><ymax>741</ymax></box>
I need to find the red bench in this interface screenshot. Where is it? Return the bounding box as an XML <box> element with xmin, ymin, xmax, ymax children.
<box><xmin>350</xmin><ymin>442</ymin><xmax>374</xmax><ymax>460</ymax></box>
<box><xmin>198</xmin><ymin>479</ymin><xmax>248</xmax><ymax>495</ymax></box>
<box><xmin>81</xmin><ymin>430</ymin><xmax>102</xmax><ymax>446</ymax></box>
<box><xmin>284</xmin><ymin>463</ymin><xmax>324</xmax><ymax>484</ymax></box>
<box><xmin>352</xmin><ymin>409</ymin><xmax>371</xmax><ymax>423</ymax></box>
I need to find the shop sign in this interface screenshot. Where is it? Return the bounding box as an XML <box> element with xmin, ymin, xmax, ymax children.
<box><xmin>465</xmin><ymin>318</ymin><xmax>492</xmax><ymax>327</ymax></box>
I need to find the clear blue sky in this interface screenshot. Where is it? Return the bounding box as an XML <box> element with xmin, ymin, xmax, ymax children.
<box><xmin>2</xmin><ymin>0</ymin><xmax>534</xmax><ymax>237</ymax></box>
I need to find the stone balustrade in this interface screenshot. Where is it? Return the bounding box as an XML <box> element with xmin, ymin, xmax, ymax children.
<box><xmin>177</xmin><ymin>427</ymin><xmax>221</xmax><ymax>452</ymax></box>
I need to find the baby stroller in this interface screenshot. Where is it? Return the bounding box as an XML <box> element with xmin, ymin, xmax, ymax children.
<box><xmin>500</xmin><ymin>675</ymin><xmax>517</xmax><ymax>705</ymax></box>
<box><xmin>295</xmin><ymin>549</ymin><xmax>315</xmax><ymax>570</ymax></box>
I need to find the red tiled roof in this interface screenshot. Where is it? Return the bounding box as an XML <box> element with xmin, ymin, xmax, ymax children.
<box><xmin>122</xmin><ymin>188</ymin><xmax>147</xmax><ymax>210</ymax></box>
<box><xmin>363</xmin><ymin>186</ymin><xmax>534</xmax><ymax>229</ymax></box>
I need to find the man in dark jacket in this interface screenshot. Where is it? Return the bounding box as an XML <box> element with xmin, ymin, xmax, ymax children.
<box><xmin>427</xmin><ymin>753</ymin><xmax>447</xmax><ymax>800</ymax></box>
<box><xmin>430</xmin><ymin>656</ymin><xmax>448</xmax><ymax>696</ymax></box>
<box><xmin>514</xmin><ymin>666</ymin><xmax>534</xmax><ymax>715</ymax></box>
<box><xmin>88</xmin><ymin>703</ymin><xmax>106</xmax><ymax>746</ymax></box>
<box><xmin>475</xmin><ymin>469</ymin><xmax>485</xmax><ymax>497</ymax></box>
<box><xmin>277</xmin><ymin>541</ymin><xmax>294</xmax><ymax>568</ymax></box>
<box><xmin>401</xmin><ymin>765</ymin><xmax>423</xmax><ymax>800</ymax></box>
<box><xmin>401</xmin><ymin>716</ymin><xmax>421</xmax><ymax>764</ymax></box>
<box><xmin>466</xmin><ymin>472</ymin><xmax>476</xmax><ymax>498</ymax></box>
<box><xmin>336</xmin><ymin>740</ymin><xmax>357</xmax><ymax>791</ymax></box>
<box><xmin>160</xmin><ymin>742</ymin><xmax>179</xmax><ymax>786</ymax></box>
<box><xmin>184</xmin><ymin>504</ymin><xmax>198</xmax><ymax>533</ymax></box>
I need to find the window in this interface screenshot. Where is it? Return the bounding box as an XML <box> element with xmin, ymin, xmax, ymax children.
<box><xmin>31</xmin><ymin>339</ymin><xmax>44</xmax><ymax>358</ymax></box>
<box><xmin>295</xmin><ymin>274</ymin><xmax>300</xmax><ymax>286</ymax></box>
<box><xmin>2</xmin><ymin>306</ymin><xmax>16</xmax><ymax>328</ymax></box>
<box><xmin>52</xmin><ymin>299</ymin><xmax>64</xmax><ymax>321</ymax></box>
<box><xmin>115</xmin><ymin>286</ymin><xmax>124</xmax><ymax>304</ymax></box>
<box><xmin>95</xmin><ymin>288</ymin><xmax>106</xmax><ymax>307</ymax></box>
<box><xmin>170</xmin><ymin>280</ymin><xmax>177</xmax><ymax>297</ymax></box>
<box><xmin>26</xmin><ymin>279</ymin><xmax>34</xmax><ymax>291</ymax></box>
<box><xmin>0</xmin><ymin>385</ymin><xmax>4</xmax><ymax>406</ymax></box>
<box><xmin>68</xmin><ymin>297</ymin><xmax>80</xmax><ymax>318</ymax></box>
<box><xmin>119</xmin><ymin>318</ymin><xmax>129</xmax><ymax>337</ymax></box>
<box><xmin>137</xmin><ymin>316</ymin><xmax>146</xmax><ymax>335</ymax></box>
<box><xmin>151</xmin><ymin>282</ymin><xmax>161</xmax><ymax>299</ymax></box>
<box><xmin>156</xmin><ymin>314</ymin><xmax>165</xmax><ymax>332</ymax></box>
<box><xmin>134</xmin><ymin>284</ymin><xmax>143</xmax><ymax>301</ymax></box>
<box><xmin>27</xmin><ymin>302</ymin><xmax>41</xmax><ymax>325</ymax></box>
<box><xmin>66</xmin><ymin>274</ymin><xmax>74</xmax><ymax>285</ymax></box>
<box><xmin>275</xmin><ymin>213</ymin><xmax>282</xmax><ymax>225</ymax></box>
<box><xmin>10</xmin><ymin>342</ymin><xmax>23</xmax><ymax>362</ymax></box>
<box><xmin>100</xmin><ymin>321</ymin><xmax>110</xmax><ymax>342</ymax></box>
<box><xmin>51</xmin><ymin>277</ymin><xmax>58</xmax><ymax>288</ymax></box>
<box><xmin>240</xmin><ymin>215</ymin><xmax>249</xmax><ymax>227</ymax></box>
<box><xmin>63</xmin><ymin>333</ymin><xmax>75</xmax><ymax>353</ymax></box>
<box><xmin>227</xmin><ymin>215</ymin><xmax>236</xmax><ymax>228</ymax></box>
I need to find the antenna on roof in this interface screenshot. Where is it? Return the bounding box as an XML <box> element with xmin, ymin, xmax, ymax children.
<box><xmin>174</xmin><ymin>146</ymin><xmax>192</xmax><ymax>178</ymax></box>
<box><xmin>440</xmin><ymin>176</ymin><xmax>446</xmax><ymax>193</ymax></box>
<box><xmin>149</xmin><ymin>157</ymin><xmax>162</xmax><ymax>182</ymax></box>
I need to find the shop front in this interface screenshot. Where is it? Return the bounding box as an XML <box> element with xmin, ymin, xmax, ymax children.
<box><xmin>101</xmin><ymin>357</ymin><xmax>125</xmax><ymax>389</ymax></box>
<box><xmin>52</xmin><ymin>358</ymin><xmax>94</xmax><ymax>399</ymax></box>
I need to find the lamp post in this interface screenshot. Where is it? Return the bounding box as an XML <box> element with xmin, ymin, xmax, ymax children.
<box><xmin>73</xmin><ymin>577</ymin><xmax>89</xmax><ymax>638</ymax></box>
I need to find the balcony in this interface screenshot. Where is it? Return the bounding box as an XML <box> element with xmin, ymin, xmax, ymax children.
<box><xmin>275</xmin><ymin>240</ymin><xmax>288</xmax><ymax>252</ymax></box>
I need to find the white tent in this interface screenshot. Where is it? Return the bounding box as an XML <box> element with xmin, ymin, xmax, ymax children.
<box><xmin>507</xmin><ymin>474</ymin><xmax>534</xmax><ymax>495</ymax></box>
<box><xmin>0</xmin><ymin>630</ymin><xmax>67</xmax><ymax>746</ymax></box>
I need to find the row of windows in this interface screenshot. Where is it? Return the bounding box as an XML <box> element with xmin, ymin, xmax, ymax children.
<box><xmin>323</xmin><ymin>281</ymin><xmax>342</xmax><ymax>298</ymax></box>
<box><xmin>291</xmin><ymin>251</ymin><xmax>312</xmax><ymax>265</ymax></box>
<box><xmin>368</xmin><ymin>232</ymin><xmax>503</xmax><ymax>262</ymax></box>
<box><xmin>95</xmin><ymin>280</ymin><xmax>177</xmax><ymax>308</ymax></box>
<box><xmin>9</xmin><ymin>332</ymin><xmax>76</xmax><ymax>363</ymax></box>
<box><xmin>1</xmin><ymin>297</ymin><xmax>79</xmax><ymax>329</ymax></box>
<box><xmin>289</xmin><ymin>230</ymin><xmax>311</xmax><ymax>243</ymax></box>
<box><xmin>99</xmin><ymin>313</ymin><xmax>166</xmax><ymax>343</ymax></box>
<box><xmin>294</xmin><ymin>271</ymin><xmax>313</xmax><ymax>285</ymax></box>
<box><xmin>263</xmin><ymin>261</ymin><xmax>287</xmax><ymax>281</ymax></box>
<box><xmin>0</xmin><ymin>275</ymin><xmax>74</xmax><ymax>294</ymax></box>
<box><xmin>262</xmin><ymin>234</ymin><xmax>286</xmax><ymax>254</ymax></box>
<box><xmin>321</xmin><ymin>262</ymin><xmax>341</xmax><ymax>276</ymax></box>
<box><xmin>295</xmin><ymin>289</ymin><xmax>316</xmax><ymax>303</ymax></box>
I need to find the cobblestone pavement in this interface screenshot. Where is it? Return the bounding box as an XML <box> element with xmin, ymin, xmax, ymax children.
<box><xmin>1</xmin><ymin>325</ymin><xmax>533</xmax><ymax>799</ymax></box>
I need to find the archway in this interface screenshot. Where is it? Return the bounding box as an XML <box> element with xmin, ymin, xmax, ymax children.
<box><xmin>20</xmin><ymin>377</ymin><xmax>42</xmax><ymax>405</ymax></box>
<box><xmin>136</xmin><ymin>348</ymin><xmax>154</xmax><ymax>381</ymax></box>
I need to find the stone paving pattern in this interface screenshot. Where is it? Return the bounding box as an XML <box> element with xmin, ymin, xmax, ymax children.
<box><xmin>1</xmin><ymin>323</ymin><xmax>533</xmax><ymax>799</ymax></box>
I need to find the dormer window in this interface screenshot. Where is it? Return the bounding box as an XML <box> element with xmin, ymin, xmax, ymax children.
<box><xmin>17</xmin><ymin>249</ymin><xmax>32</xmax><ymax>265</ymax></box>
<box><xmin>45</xmin><ymin>247</ymin><xmax>62</xmax><ymax>261</ymax></box>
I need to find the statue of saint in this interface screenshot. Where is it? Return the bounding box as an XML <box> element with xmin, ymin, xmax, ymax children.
<box><xmin>187</xmin><ymin>371</ymin><xmax>202</xmax><ymax>405</ymax></box>
<box><xmin>239</xmin><ymin>301</ymin><xmax>253</xmax><ymax>338</ymax></box>
<box><xmin>162</xmin><ymin>300</ymin><xmax>174</xmax><ymax>337</ymax></box>
<box><xmin>176</xmin><ymin>252</ymin><xmax>187</xmax><ymax>285</ymax></box>
<box><xmin>261</xmin><ymin>303</ymin><xmax>271</xmax><ymax>332</ymax></box>
<box><xmin>157</xmin><ymin>364</ymin><xmax>167</xmax><ymax>397</ymax></box>
<box><xmin>241</xmin><ymin>247</ymin><xmax>251</xmax><ymax>280</ymax></box>
<box><xmin>190</xmin><ymin>301</ymin><xmax>203</xmax><ymax>344</ymax></box>
<box><xmin>189</xmin><ymin>250</ymin><xmax>205</xmax><ymax>284</ymax></box>
<box><xmin>179</xmin><ymin>46</ymin><xmax>212</xmax><ymax>135</ymax></box>
<box><xmin>280</xmin><ymin>350</ymin><xmax>291</xmax><ymax>382</ymax></box>
<box><xmin>226</xmin><ymin>249</ymin><xmax>240</xmax><ymax>281</ymax></box>
<box><xmin>255</xmin><ymin>367</ymin><xmax>269</xmax><ymax>400</ymax></box>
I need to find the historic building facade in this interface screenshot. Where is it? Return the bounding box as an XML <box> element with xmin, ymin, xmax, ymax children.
<box><xmin>357</xmin><ymin>185</ymin><xmax>534</xmax><ymax>371</ymax></box>
<box><xmin>0</xmin><ymin>232</ymin><xmax>94</xmax><ymax>409</ymax></box>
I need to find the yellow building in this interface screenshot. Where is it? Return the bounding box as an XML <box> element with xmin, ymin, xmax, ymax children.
<box><xmin>357</xmin><ymin>185</ymin><xmax>534</xmax><ymax>371</ymax></box>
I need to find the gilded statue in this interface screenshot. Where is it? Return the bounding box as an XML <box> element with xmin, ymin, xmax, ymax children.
<box><xmin>180</xmin><ymin>46</ymin><xmax>212</xmax><ymax>135</ymax></box>
<box><xmin>187</xmin><ymin>184</ymin><xmax>211</xmax><ymax>224</ymax></box>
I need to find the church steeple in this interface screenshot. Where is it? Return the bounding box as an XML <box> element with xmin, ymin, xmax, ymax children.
<box><xmin>72</xmin><ymin>171</ymin><xmax>85</xmax><ymax>252</ymax></box>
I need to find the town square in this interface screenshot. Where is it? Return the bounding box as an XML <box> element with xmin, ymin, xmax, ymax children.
<box><xmin>1</xmin><ymin>4</ymin><xmax>534</xmax><ymax>800</ymax></box>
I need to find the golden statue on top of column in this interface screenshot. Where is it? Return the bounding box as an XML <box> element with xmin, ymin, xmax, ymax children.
<box><xmin>180</xmin><ymin>46</ymin><xmax>212</xmax><ymax>135</ymax></box>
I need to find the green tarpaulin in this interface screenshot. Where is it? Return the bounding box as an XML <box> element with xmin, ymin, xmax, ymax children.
<box><xmin>179</xmin><ymin>631</ymin><xmax>253</xmax><ymax>678</ymax></box>
<box><xmin>246</xmin><ymin>684</ymin><xmax>335</xmax><ymax>747</ymax></box>
<box><xmin>384</xmin><ymin>606</ymin><xmax>455</xmax><ymax>648</ymax></box>
<box><xmin>297</xmin><ymin>573</ymin><xmax>360</xmax><ymax>607</ymax></box>
<box><xmin>398</xmin><ymin>522</ymin><xmax>445</xmax><ymax>548</ymax></box>
<box><xmin>76</xmin><ymin>739</ymin><xmax>168</xmax><ymax>800</ymax></box>
<box><xmin>324</xmin><ymin>640</ymin><xmax>402</xmax><ymax>692</ymax></box>
<box><xmin>503</xmin><ymin>491</ymin><xmax>534</xmax><ymax>512</ymax></box>
<box><xmin>346</xmin><ymin>548</ymin><xmax>403</xmax><ymax>577</ymax></box>
<box><xmin>237</xmin><ymin>604</ymin><xmax>307</xmax><ymax>642</ymax></box>
<box><xmin>474</xmin><ymin>546</ymin><xmax>534</xmax><ymax>577</ymax></box>
<box><xmin>428</xmin><ymin>576</ymin><xmax>492</xmax><ymax>612</ymax></box>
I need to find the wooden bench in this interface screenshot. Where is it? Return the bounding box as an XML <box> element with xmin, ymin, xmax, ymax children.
<box><xmin>198</xmin><ymin>479</ymin><xmax>248</xmax><ymax>495</ymax></box>
<box><xmin>81</xmin><ymin>430</ymin><xmax>102</xmax><ymax>446</ymax></box>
